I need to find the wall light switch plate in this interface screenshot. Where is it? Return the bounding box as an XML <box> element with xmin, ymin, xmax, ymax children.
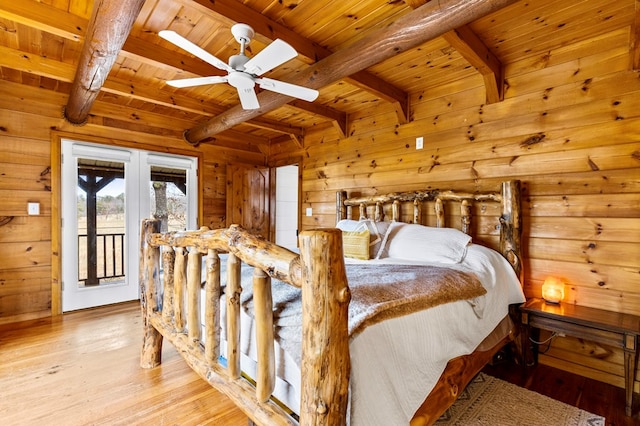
<box><xmin>28</xmin><ymin>202</ymin><xmax>40</xmax><ymax>215</ymax></box>
<box><xmin>306</xmin><ymin>207</ymin><xmax>313</xmax><ymax>217</ymax></box>
<box><xmin>416</xmin><ymin>136</ymin><xmax>424</xmax><ymax>150</ymax></box>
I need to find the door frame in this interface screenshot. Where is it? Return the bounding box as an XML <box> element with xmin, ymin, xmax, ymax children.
<box><xmin>50</xmin><ymin>131</ymin><xmax>203</xmax><ymax>316</ymax></box>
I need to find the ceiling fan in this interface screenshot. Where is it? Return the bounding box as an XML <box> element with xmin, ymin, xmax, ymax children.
<box><xmin>159</xmin><ymin>24</ymin><xmax>319</xmax><ymax>110</ymax></box>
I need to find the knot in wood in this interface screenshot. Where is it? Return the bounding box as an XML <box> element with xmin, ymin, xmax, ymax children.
<box><xmin>449</xmin><ymin>384</ymin><xmax>459</xmax><ymax>397</ymax></box>
<box><xmin>338</xmin><ymin>287</ymin><xmax>351</xmax><ymax>303</ymax></box>
<box><xmin>316</xmin><ymin>400</ymin><xmax>328</xmax><ymax>415</ymax></box>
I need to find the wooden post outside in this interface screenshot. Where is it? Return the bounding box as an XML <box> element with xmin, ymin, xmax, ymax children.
<box><xmin>140</xmin><ymin>219</ymin><xmax>163</xmax><ymax>368</ymax></box>
<box><xmin>298</xmin><ymin>229</ymin><xmax>351</xmax><ymax>425</ymax></box>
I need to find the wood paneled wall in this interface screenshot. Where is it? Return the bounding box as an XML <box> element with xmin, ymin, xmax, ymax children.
<box><xmin>289</xmin><ymin>27</ymin><xmax>640</xmax><ymax>390</ymax></box>
<box><xmin>0</xmin><ymin>80</ymin><xmax>265</xmax><ymax>324</ymax></box>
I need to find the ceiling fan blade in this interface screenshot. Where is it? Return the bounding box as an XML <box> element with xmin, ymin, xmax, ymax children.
<box><xmin>237</xmin><ymin>87</ymin><xmax>260</xmax><ymax>110</ymax></box>
<box><xmin>243</xmin><ymin>39</ymin><xmax>297</xmax><ymax>76</ymax></box>
<box><xmin>256</xmin><ymin>77</ymin><xmax>319</xmax><ymax>102</ymax></box>
<box><xmin>159</xmin><ymin>30</ymin><xmax>233</xmax><ymax>73</ymax></box>
<box><xmin>166</xmin><ymin>76</ymin><xmax>228</xmax><ymax>88</ymax></box>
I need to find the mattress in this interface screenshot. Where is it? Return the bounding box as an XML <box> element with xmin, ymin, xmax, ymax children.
<box><xmin>208</xmin><ymin>243</ymin><xmax>525</xmax><ymax>425</ymax></box>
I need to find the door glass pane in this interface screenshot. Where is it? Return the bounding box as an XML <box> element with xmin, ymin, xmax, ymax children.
<box><xmin>77</xmin><ymin>159</ymin><xmax>125</xmax><ymax>288</ymax></box>
<box><xmin>150</xmin><ymin>166</ymin><xmax>188</xmax><ymax>232</ymax></box>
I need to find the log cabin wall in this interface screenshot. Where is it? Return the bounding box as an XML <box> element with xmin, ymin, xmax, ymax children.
<box><xmin>274</xmin><ymin>26</ymin><xmax>640</xmax><ymax>391</ymax></box>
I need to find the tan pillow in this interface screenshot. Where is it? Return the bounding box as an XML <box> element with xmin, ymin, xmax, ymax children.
<box><xmin>341</xmin><ymin>229</ymin><xmax>370</xmax><ymax>260</ymax></box>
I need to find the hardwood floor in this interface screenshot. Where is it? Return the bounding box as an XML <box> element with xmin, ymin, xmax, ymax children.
<box><xmin>0</xmin><ymin>301</ymin><xmax>635</xmax><ymax>425</ymax></box>
<box><xmin>0</xmin><ymin>301</ymin><xmax>248</xmax><ymax>425</ymax></box>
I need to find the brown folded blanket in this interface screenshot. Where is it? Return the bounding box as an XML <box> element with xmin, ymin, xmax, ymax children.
<box><xmin>237</xmin><ymin>262</ymin><xmax>486</xmax><ymax>365</ymax></box>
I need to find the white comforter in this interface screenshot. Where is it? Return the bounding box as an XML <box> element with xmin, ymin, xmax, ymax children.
<box><xmin>213</xmin><ymin>243</ymin><xmax>525</xmax><ymax>425</ymax></box>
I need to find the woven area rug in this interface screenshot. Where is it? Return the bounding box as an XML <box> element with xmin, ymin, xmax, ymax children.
<box><xmin>436</xmin><ymin>373</ymin><xmax>605</xmax><ymax>425</ymax></box>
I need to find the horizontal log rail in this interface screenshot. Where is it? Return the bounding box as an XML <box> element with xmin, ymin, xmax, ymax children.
<box><xmin>340</xmin><ymin>188</ymin><xmax>502</xmax><ymax>207</ymax></box>
<box><xmin>148</xmin><ymin>225</ymin><xmax>302</xmax><ymax>287</ymax></box>
<box><xmin>139</xmin><ymin>220</ymin><xmax>350</xmax><ymax>426</ymax></box>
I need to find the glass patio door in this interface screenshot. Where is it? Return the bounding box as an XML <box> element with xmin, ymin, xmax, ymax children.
<box><xmin>61</xmin><ymin>140</ymin><xmax>197</xmax><ymax>312</ymax></box>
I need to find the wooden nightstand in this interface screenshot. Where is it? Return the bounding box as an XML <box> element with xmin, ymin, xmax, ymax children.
<box><xmin>520</xmin><ymin>298</ymin><xmax>640</xmax><ymax>417</ymax></box>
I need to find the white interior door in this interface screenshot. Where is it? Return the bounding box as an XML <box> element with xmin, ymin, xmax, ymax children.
<box><xmin>275</xmin><ymin>165</ymin><xmax>299</xmax><ymax>251</ymax></box>
<box><xmin>61</xmin><ymin>140</ymin><xmax>197</xmax><ymax>312</ymax></box>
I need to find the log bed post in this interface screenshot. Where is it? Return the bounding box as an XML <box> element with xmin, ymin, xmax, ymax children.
<box><xmin>500</xmin><ymin>180</ymin><xmax>523</xmax><ymax>283</ymax></box>
<box><xmin>298</xmin><ymin>229</ymin><xmax>351</xmax><ymax>425</ymax></box>
<box><xmin>140</xmin><ymin>219</ymin><xmax>163</xmax><ymax>368</ymax></box>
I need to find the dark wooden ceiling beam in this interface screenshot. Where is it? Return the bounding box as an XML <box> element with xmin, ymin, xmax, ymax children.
<box><xmin>442</xmin><ymin>24</ymin><xmax>504</xmax><ymax>103</ymax></box>
<box><xmin>185</xmin><ymin>0</ymin><xmax>518</xmax><ymax>144</ymax></box>
<box><xmin>189</xmin><ymin>0</ymin><xmax>410</xmax><ymax>124</ymax></box>
<box><xmin>247</xmin><ymin>118</ymin><xmax>305</xmax><ymax>141</ymax></box>
<box><xmin>289</xmin><ymin>100</ymin><xmax>349</xmax><ymax>138</ymax></box>
<box><xmin>63</xmin><ymin>0</ymin><xmax>146</xmax><ymax>125</ymax></box>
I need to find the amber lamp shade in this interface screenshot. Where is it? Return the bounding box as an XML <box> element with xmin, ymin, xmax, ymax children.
<box><xmin>542</xmin><ymin>276</ymin><xmax>565</xmax><ymax>304</ymax></box>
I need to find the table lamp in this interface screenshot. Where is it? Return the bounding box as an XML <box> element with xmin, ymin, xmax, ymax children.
<box><xmin>542</xmin><ymin>276</ymin><xmax>565</xmax><ymax>304</ymax></box>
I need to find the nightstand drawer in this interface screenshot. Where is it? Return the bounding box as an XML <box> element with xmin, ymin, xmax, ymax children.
<box><xmin>527</xmin><ymin>315</ymin><xmax>624</xmax><ymax>349</ymax></box>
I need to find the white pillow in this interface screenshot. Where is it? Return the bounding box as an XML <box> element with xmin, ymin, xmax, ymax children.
<box><xmin>375</xmin><ymin>222</ymin><xmax>472</xmax><ymax>263</ymax></box>
<box><xmin>336</xmin><ymin>219</ymin><xmax>362</xmax><ymax>232</ymax></box>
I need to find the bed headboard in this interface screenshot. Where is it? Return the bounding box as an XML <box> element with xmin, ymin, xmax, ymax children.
<box><xmin>336</xmin><ymin>180</ymin><xmax>523</xmax><ymax>283</ymax></box>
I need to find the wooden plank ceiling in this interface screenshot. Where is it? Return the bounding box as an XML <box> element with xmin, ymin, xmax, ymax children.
<box><xmin>0</xmin><ymin>0</ymin><xmax>637</xmax><ymax>151</ymax></box>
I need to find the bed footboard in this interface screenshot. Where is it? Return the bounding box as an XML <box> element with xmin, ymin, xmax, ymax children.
<box><xmin>139</xmin><ymin>221</ymin><xmax>350</xmax><ymax>425</ymax></box>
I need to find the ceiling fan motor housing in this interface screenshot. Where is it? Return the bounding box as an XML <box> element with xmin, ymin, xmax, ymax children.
<box><xmin>227</xmin><ymin>71</ymin><xmax>255</xmax><ymax>90</ymax></box>
<box><xmin>229</xmin><ymin>54</ymin><xmax>250</xmax><ymax>72</ymax></box>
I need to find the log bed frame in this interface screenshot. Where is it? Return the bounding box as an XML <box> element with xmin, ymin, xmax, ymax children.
<box><xmin>139</xmin><ymin>180</ymin><xmax>522</xmax><ymax>426</ymax></box>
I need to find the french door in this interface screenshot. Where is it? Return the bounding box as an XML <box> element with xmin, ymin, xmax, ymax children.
<box><xmin>61</xmin><ymin>140</ymin><xmax>197</xmax><ymax>312</ymax></box>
